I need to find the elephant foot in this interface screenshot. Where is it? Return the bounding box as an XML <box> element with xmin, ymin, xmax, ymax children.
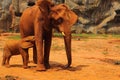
<box><xmin>23</xmin><ymin>65</ymin><xmax>29</xmax><ymax>69</ymax></box>
<box><xmin>36</xmin><ymin>64</ymin><xmax>46</xmax><ymax>71</ymax></box>
<box><xmin>6</xmin><ymin>65</ymin><xmax>10</xmax><ymax>68</ymax></box>
<box><xmin>44</xmin><ymin>63</ymin><xmax>50</xmax><ymax>69</ymax></box>
<box><xmin>63</xmin><ymin>64</ymin><xmax>71</xmax><ymax>69</ymax></box>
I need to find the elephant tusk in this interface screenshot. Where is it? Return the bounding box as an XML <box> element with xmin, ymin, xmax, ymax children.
<box><xmin>62</xmin><ymin>32</ymin><xmax>65</xmax><ymax>36</ymax></box>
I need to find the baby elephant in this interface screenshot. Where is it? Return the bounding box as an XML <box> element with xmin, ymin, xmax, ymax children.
<box><xmin>2</xmin><ymin>36</ymin><xmax>35</xmax><ymax>68</ymax></box>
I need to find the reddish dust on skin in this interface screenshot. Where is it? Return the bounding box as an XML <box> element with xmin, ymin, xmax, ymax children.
<box><xmin>0</xmin><ymin>34</ymin><xmax>120</xmax><ymax>80</ymax></box>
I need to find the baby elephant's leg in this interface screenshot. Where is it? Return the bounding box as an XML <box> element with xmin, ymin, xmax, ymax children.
<box><xmin>2</xmin><ymin>56</ymin><xmax>6</xmax><ymax>66</ymax></box>
<box><xmin>6</xmin><ymin>55</ymin><xmax>11</xmax><ymax>68</ymax></box>
<box><xmin>2</xmin><ymin>48</ymin><xmax>11</xmax><ymax>67</ymax></box>
<box><xmin>2</xmin><ymin>55</ymin><xmax>11</xmax><ymax>67</ymax></box>
<box><xmin>20</xmin><ymin>48</ymin><xmax>29</xmax><ymax>69</ymax></box>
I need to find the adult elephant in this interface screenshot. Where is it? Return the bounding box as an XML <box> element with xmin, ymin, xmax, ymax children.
<box><xmin>20</xmin><ymin>0</ymin><xmax>78</xmax><ymax>71</ymax></box>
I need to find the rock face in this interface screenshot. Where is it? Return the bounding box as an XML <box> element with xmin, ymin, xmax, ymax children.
<box><xmin>0</xmin><ymin>0</ymin><xmax>36</xmax><ymax>33</ymax></box>
<box><xmin>0</xmin><ymin>0</ymin><xmax>12</xmax><ymax>32</ymax></box>
<box><xmin>12</xmin><ymin>0</ymin><xmax>36</xmax><ymax>15</ymax></box>
<box><xmin>9</xmin><ymin>0</ymin><xmax>36</xmax><ymax>32</ymax></box>
<box><xmin>64</xmin><ymin>0</ymin><xmax>120</xmax><ymax>34</ymax></box>
<box><xmin>0</xmin><ymin>0</ymin><xmax>120</xmax><ymax>34</ymax></box>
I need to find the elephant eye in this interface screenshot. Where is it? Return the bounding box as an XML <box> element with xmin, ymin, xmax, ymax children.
<box><xmin>56</xmin><ymin>17</ymin><xmax>63</xmax><ymax>24</ymax></box>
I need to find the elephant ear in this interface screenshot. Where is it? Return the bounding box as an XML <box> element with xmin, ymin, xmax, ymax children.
<box><xmin>22</xmin><ymin>36</ymin><xmax>35</xmax><ymax>42</ymax></box>
<box><xmin>20</xmin><ymin>36</ymin><xmax>35</xmax><ymax>49</ymax></box>
<box><xmin>54</xmin><ymin>4</ymin><xmax>78</xmax><ymax>27</ymax></box>
<box><xmin>20</xmin><ymin>42</ymin><xmax>34</xmax><ymax>49</ymax></box>
<box><xmin>65</xmin><ymin>8</ymin><xmax>78</xmax><ymax>27</ymax></box>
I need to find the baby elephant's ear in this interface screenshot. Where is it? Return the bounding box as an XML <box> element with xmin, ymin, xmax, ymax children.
<box><xmin>20</xmin><ymin>42</ymin><xmax>34</xmax><ymax>49</ymax></box>
<box><xmin>22</xmin><ymin>36</ymin><xmax>35</xmax><ymax>42</ymax></box>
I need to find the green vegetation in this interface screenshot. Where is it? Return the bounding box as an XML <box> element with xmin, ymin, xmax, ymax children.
<box><xmin>53</xmin><ymin>33</ymin><xmax>120</xmax><ymax>39</ymax></box>
<box><xmin>7</xmin><ymin>35</ymin><xmax>21</xmax><ymax>40</ymax></box>
<box><xmin>6</xmin><ymin>33</ymin><xmax>120</xmax><ymax>40</ymax></box>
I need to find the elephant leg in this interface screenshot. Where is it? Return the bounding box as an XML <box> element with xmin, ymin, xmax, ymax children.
<box><xmin>2</xmin><ymin>56</ymin><xmax>6</xmax><ymax>66</ymax></box>
<box><xmin>21</xmin><ymin>49</ymin><xmax>29</xmax><ymax>69</ymax></box>
<box><xmin>6</xmin><ymin>55</ymin><xmax>11</xmax><ymax>68</ymax></box>
<box><xmin>2</xmin><ymin>48</ymin><xmax>9</xmax><ymax>66</ymax></box>
<box><xmin>34</xmin><ymin>22</ymin><xmax>46</xmax><ymax>71</ymax></box>
<box><xmin>33</xmin><ymin>46</ymin><xmax>37</xmax><ymax>64</ymax></box>
<box><xmin>64</xmin><ymin>33</ymin><xmax>72</xmax><ymax>68</ymax></box>
<box><xmin>35</xmin><ymin>40</ymin><xmax>46</xmax><ymax>71</ymax></box>
<box><xmin>44</xmin><ymin>31</ymin><xmax>52</xmax><ymax>69</ymax></box>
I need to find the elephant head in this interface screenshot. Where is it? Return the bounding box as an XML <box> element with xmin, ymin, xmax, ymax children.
<box><xmin>50</xmin><ymin>4</ymin><xmax>78</xmax><ymax>68</ymax></box>
<box><xmin>50</xmin><ymin>4</ymin><xmax>78</xmax><ymax>33</ymax></box>
<box><xmin>20</xmin><ymin>36</ymin><xmax>35</xmax><ymax>49</ymax></box>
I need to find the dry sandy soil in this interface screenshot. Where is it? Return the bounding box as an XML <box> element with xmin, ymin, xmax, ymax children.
<box><xmin>0</xmin><ymin>33</ymin><xmax>120</xmax><ymax>80</ymax></box>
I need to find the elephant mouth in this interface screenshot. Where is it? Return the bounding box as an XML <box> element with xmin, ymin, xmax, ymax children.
<box><xmin>51</xmin><ymin>17</ymin><xmax>64</xmax><ymax>31</ymax></box>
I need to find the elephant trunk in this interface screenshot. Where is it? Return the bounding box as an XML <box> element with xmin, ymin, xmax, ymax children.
<box><xmin>64</xmin><ymin>33</ymin><xmax>72</xmax><ymax>68</ymax></box>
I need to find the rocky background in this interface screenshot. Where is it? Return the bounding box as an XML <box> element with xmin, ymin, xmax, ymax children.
<box><xmin>0</xmin><ymin>0</ymin><xmax>120</xmax><ymax>34</ymax></box>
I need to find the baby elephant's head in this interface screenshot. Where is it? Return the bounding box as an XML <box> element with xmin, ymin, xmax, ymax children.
<box><xmin>20</xmin><ymin>36</ymin><xmax>35</xmax><ymax>49</ymax></box>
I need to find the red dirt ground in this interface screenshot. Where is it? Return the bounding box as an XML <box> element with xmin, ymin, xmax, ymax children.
<box><xmin>0</xmin><ymin>34</ymin><xmax>120</xmax><ymax>80</ymax></box>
